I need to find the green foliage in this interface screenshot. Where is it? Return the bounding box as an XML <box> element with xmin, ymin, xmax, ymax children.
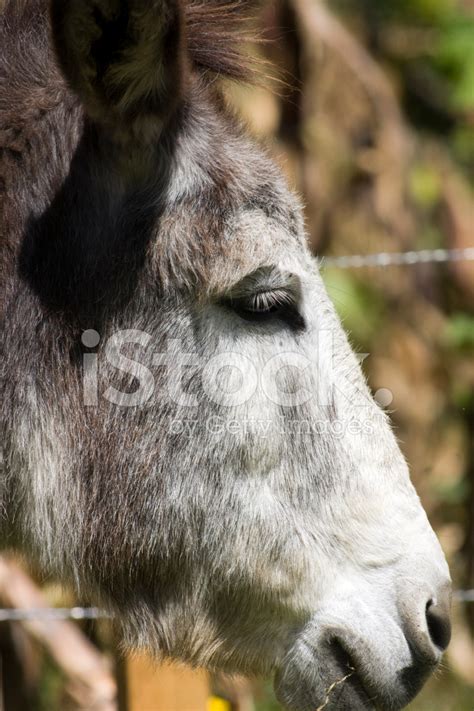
<box><xmin>452</xmin><ymin>125</ymin><xmax>474</xmax><ymax>167</ymax></box>
<box><xmin>396</xmin><ymin>0</ymin><xmax>457</xmax><ymax>24</ymax></box>
<box><xmin>434</xmin><ymin>16</ymin><xmax>474</xmax><ymax>109</ymax></box>
<box><xmin>322</xmin><ymin>270</ymin><xmax>386</xmax><ymax>347</ymax></box>
<box><xmin>37</xmin><ymin>655</ymin><xmax>65</xmax><ymax>711</ymax></box>
<box><xmin>409</xmin><ymin>164</ymin><xmax>442</xmax><ymax>208</ymax></box>
<box><xmin>254</xmin><ymin>681</ymin><xmax>280</xmax><ymax>711</ymax></box>
<box><xmin>417</xmin><ymin>226</ymin><xmax>444</xmax><ymax>249</ymax></box>
<box><xmin>443</xmin><ymin>312</ymin><xmax>474</xmax><ymax>350</ymax></box>
<box><xmin>432</xmin><ymin>476</ymin><xmax>470</xmax><ymax>504</ymax></box>
<box><xmin>336</xmin><ymin>0</ymin><xmax>474</xmax><ymax>134</ymax></box>
<box><xmin>394</xmin><ymin>1</ymin><xmax>474</xmax><ymax>112</ymax></box>
<box><xmin>452</xmin><ymin>381</ymin><xmax>474</xmax><ymax>410</ymax></box>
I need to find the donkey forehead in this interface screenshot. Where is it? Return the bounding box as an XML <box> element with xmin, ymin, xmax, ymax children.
<box><xmin>155</xmin><ymin>121</ymin><xmax>311</xmax><ymax>297</ymax></box>
<box><xmin>215</xmin><ymin>206</ymin><xmax>308</xmax><ymax>284</ymax></box>
<box><xmin>151</xmin><ymin>91</ymin><xmax>310</xmax><ymax>295</ymax></box>
<box><xmin>155</xmin><ymin>203</ymin><xmax>310</xmax><ymax>298</ymax></box>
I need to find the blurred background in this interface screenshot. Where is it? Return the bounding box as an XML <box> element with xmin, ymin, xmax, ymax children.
<box><xmin>1</xmin><ymin>0</ymin><xmax>473</xmax><ymax>709</ymax></box>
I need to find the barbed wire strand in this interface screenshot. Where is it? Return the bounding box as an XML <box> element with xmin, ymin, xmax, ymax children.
<box><xmin>0</xmin><ymin>607</ymin><xmax>108</xmax><ymax>622</ymax></box>
<box><xmin>0</xmin><ymin>590</ymin><xmax>472</xmax><ymax>621</ymax></box>
<box><xmin>455</xmin><ymin>590</ymin><xmax>474</xmax><ymax>603</ymax></box>
<box><xmin>320</xmin><ymin>247</ymin><xmax>474</xmax><ymax>269</ymax></box>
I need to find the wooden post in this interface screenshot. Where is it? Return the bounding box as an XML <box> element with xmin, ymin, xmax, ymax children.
<box><xmin>125</xmin><ymin>656</ymin><xmax>211</xmax><ymax>711</ymax></box>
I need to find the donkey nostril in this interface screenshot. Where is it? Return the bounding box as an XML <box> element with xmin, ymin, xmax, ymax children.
<box><xmin>426</xmin><ymin>599</ymin><xmax>451</xmax><ymax>651</ymax></box>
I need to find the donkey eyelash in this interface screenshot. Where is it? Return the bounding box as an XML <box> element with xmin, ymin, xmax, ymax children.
<box><xmin>216</xmin><ymin>266</ymin><xmax>305</xmax><ymax>330</ymax></box>
<box><xmin>240</xmin><ymin>288</ymin><xmax>296</xmax><ymax>313</ymax></box>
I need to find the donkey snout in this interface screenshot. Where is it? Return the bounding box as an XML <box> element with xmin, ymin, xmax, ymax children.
<box><xmin>274</xmin><ymin>579</ymin><xmax>452</xmax><ymax>711</ymax></box>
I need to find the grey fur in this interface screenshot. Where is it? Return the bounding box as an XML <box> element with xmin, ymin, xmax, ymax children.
<box><xmin>0</xmin><ymin>2</ymin><xmax>451</xmax><ymax>710</ymax></box>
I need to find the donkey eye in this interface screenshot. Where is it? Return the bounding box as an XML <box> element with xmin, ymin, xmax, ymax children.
<box><xmin>224</xmin><ymin>288</ymin><xmax>305</xmax><ymax>330</ymax></box>
<box><xmin>220</xmin><ymin>268</ymin><xmax>305</xmax><ymax>331</ymax></box>
<box><xmin>236</xmin><ymin>289</ymin><xmax>293</xmax><ymax>316</ymax></box>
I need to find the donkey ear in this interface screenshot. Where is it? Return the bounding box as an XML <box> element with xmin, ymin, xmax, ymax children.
<box><xmin>51</xmin><ymin>0</ymin><xmax>186</xmax><ymax>135</ymax></box>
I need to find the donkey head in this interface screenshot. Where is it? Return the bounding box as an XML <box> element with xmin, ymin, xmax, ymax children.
<box><xmin>5</xmin><ymin>1</ymin><xmax>451</xmax><ymax>709</ymax></box>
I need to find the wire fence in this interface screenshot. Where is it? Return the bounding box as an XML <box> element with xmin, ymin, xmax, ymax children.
<box><xmin>0</xmin><ymin>589</ymin><xmax>473</xmax><ymax>622</ymax></box>
<box><xmin>0</xmin><ymin>246</ymin><xmax>472</xmax><ymax>623</ymax></box>
<box><xmin>0</xmin><ymin>591</ymin><xmax>472</xmax><ymax>623</ymax></box>
<box><xmin>0</xmin><ymin>607</ymin><xmax>108</xmax><ymax>622</ymax></box>
<box><xmin>455</xmin><ymin>590</ymin><xmax>474</xmax><ymax>603</ymax></box>
<box><xmin>319</xmin><ymin>246</ymin><xmax>474</xmax><ymax>269</ymax></box>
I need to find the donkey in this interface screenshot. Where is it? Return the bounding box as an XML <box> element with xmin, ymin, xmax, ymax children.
<box><xmin>0</xmin><ymin>1</ymin><xmax>452</xmax><ymax>709</ymax></box>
